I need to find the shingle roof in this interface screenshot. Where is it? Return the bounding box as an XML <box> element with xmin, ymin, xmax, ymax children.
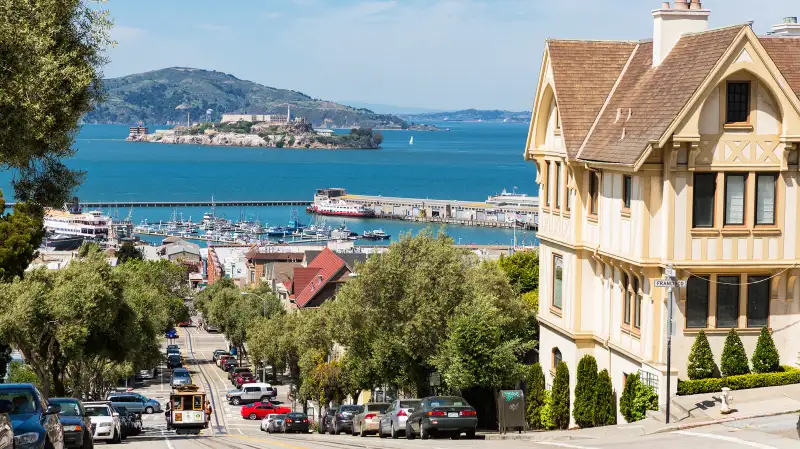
<box><xmin>294</xmin><ymin>248</ymin><xmax>347</xmax><ymax>308</ymax></box>
<box><xmin>547</xmin><ymin>40</ymin><xmax>638</xmax><ymax>158</ymax></box>
<box><xmin>578</xmin><ymin>25</ymin><xmax>744</xmax><ymax>164</ymax></box>
<box><xmin>759</xmin><ymin>36</ymin><xmax>800</xmax><ymax>98</ymax></box>
<box><xmin>291</xmin><ymin>267</ymin><xmax>321</xmax><ymax>295</ymax></box>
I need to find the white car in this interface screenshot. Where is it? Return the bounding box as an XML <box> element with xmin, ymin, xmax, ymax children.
<box><xmin>84</xmin><ymin>402</ymin><xmax>122</xmax><ymax>444</ymax></box>
<box><xmin>261</xmin><ymin>413</ymin><xmax>279</xmax><ymax>432</ymax></box>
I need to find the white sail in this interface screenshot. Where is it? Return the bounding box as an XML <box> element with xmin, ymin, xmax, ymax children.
<box><xmin>409</xmin><ymin>136</ymin><xmax>414</xmax><ymax>145</ymax></box>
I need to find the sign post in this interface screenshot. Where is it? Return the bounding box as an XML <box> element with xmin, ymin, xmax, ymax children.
<box><xmin>653</xmin><ymin>265</ymin><xmax>683</xmax><ymax>424</ymax></box>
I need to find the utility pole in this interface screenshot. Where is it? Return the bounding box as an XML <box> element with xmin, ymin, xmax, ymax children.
<box><xmin>665</xmin><ymin>264</ymin><xmax>676</xmax><ymax>424</ymax></box>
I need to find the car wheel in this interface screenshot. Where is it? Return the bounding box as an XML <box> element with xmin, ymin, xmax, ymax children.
<box><xmin>391</xmin><ymin>422</ymin><xmax>399</xmax><ymax>439</ymax></box>
<box><xmin>420</xmin><ymin>423</ymin><xmax>429</xmax><ymax>440</ymax></box>
<box><xmin>359</xmin><ymin>424</ymin><xmax>367</xmax><ymax>438</ymax></box>
<box><xmin>111</xmin><ymin>430</ymin><xmax>121</xmax><ymax>444</ymax></box>
<box><xmin>83</xmin><ymin>430</ymin><xmax>93</xmax><ymax>449</ymax></box>
<box><xmin>231</xmin><ymin>397</ymin><xmax>241</xmax><ymax>405</ymax></box>
<box><xmin>249</xmin><ymin>413</ymin><xmax>258</xmax><ymax>420</ymax></box>
<box><xmin>145</xmin><ymin>406</ymin><xmax>154</xmax><ymax>414</ymax></box>
<box><xmin>333</xmin><ymin>423</ymin><xmax>339</xmax><ymax>435</ymax></box>
<box><xmin>260</xmin><ymin>396</ymin><xmax>268</xmax><ymax>402</ymax></box>
<box><xmin>352</xmin><ymin>423</ymin><xmax>358</xmax><ymax>436</ymax></box>
<box><xmin>466</xmin><ymin>429</ymin><xmax>476</xmax><ymax>439</ymax></box>
<box><xmin>405</xmin><ymin>422</ymin><xmax>415</xmax><ymax>440</ymax></box>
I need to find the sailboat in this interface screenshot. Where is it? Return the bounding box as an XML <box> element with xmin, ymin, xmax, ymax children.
<box><xmin>409</xmin><ymin>136</ymin><xmax>414</xmax><ymax>145</ymax></box>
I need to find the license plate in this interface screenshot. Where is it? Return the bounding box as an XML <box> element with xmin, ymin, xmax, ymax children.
<box><xmin>448</xmin><ymin>412</ymin><xmax>459</xmax><ymax>418</ymax></box>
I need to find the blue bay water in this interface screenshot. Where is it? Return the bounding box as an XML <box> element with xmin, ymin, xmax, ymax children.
<box><xmin>0</xmin><ymin>122</ymin><xmax>540</xmax><ymax>246</ymax></box>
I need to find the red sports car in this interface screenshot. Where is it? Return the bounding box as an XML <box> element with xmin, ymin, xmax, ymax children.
<box><xmin>241</xmin><ymin>402</ymin><xmax>291</xmax><ymax>420</ymax></box>
<box><xmin>234</xmin><ymin>372</ymin><xmax>256</xmax><ymax>387</ymax></box>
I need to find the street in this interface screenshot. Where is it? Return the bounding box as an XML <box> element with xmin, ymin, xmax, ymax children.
<box><xmin>120</xmin><ymin>326</ymin><xmax>800</xmax><ymax>449</ymax></box>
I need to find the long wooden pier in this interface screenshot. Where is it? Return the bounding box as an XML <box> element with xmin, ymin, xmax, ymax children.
<box><xmin>3</xmin><ymin>200</ymin><xmax>310</xmax><ymax>209</ymax></box>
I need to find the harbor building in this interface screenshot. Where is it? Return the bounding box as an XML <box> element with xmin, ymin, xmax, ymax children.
<box><xmin>525</xmin><ymin>1</ymin><xmax>800</xmax><ymax>423</ymax></box>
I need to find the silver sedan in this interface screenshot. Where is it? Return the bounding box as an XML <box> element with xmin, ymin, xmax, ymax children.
<box><xmin>378</xmin><ymin>399</ymin><xmax>421</xmax><ymax>439</ymax></box>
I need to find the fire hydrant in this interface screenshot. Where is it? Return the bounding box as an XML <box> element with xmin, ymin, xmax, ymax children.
<box><xmin>720</xmin><ymin>387</ymin><xmax>733</xmax><ymax>414</ymax></box>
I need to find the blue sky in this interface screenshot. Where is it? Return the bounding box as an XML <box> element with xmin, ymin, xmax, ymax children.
<box><xmin>105</xmin><ymin>0</ymin><xmax>797</xmax><ymax>111</ymax></box>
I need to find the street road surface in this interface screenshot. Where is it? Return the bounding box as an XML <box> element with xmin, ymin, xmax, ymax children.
<box><xmin>121</xmin><ymin>325</ymin><xmax>800</xmax><ymax>449</ymax></box>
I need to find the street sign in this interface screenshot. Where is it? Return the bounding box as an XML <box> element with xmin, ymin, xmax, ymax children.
<box><xmin>654</xmin><ymin>279</ymin><xmax>687</xmax><ymax>288</ymax></box>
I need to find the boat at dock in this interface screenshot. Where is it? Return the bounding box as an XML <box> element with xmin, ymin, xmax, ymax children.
<box><xmin>307</xmin><ymin>199</ymin><xmax>375</xmax><ymax>218</ymax></box>
<box><xmin>361</xmin><ymin>229</ymin><xmax>390</xmax><ymax>241</ymax></box>
<box><xmin>44</xmin><ymin>199</ymin><xmax>112</xmax><ymax>241</ymax></box>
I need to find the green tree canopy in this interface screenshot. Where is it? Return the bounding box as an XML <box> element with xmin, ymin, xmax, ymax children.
<box><xmin>497</xmin><ymin>250</ymin><xmax>539</xmax><ymax>294</ymax></box>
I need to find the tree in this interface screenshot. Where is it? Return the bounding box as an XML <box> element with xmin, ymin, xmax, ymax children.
<box><xmin>551</xmin><ymin>361</ymin><xmax>570</xmax><ymax>430</ymax></box>
<box><xmin>593</xmin><ymin>369</ymin><xmax>616</xmax><ymax>427</ymax></box>
<box><xmin>619</xmin><ymin>373</ymin><xmax>639</xmax><ymax>423</ymax></box>
<box><xmin>0</xmin><ymin>201</ymin><xmax>44</xmax><ymax>282</ymax></box>
<box><xmin>573</xmin><ymin>355</ymin><xmax>598</xmax><ymax>428</ymax></box>
<box><xmin>525</xmin><ymin>363</ymin><xmax>546</xmax><ymax>429</ymax></box>
<box><xmin>116</xmin><ymin>242</ymin><xmax>143</xmax><ymax>264</ymax></box>
<box><xmin>687</xmin><ymin>330</ymin><xmax>718</xmax><ymax>380</ymax></box>
<box><xmin>720</xmin><ymin>329</ymin><xmax>750</xmax><ymax>377</ymax></box>
<box><xmin>752</xmin><ymin>327</ymin><xmax>781</xmax><ymax>374</ymax></box>
<box><xmin>497</xmin><ymin>250</ymin><xmax>539</xmax><ymax>294</ymax></box>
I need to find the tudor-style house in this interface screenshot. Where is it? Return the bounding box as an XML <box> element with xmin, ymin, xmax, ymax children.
<box><xmin>525</xmin><ymin>0</ymin><xmax>800</xmax><ymax>422</ymax></box>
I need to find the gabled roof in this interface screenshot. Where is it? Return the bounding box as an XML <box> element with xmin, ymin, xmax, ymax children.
<box><xmin>578</xmin><ymin>25</ymin><xmax>744</xmax><ymax>165</ymax></box>
<box><xmin>294</xmin><ymin>248</ymin><xmax>347</xmax><ymax>308</ymax></box>
<box><xmin>291</xmin><ymin>267</ymin><xmax>321</xmax><ymax>295</ymax></box>
<box><xmin>547</xmin><ymin>40</ymin><xmax>638</xmax><ymax>158</ymax></box>
<box><xmin>759</xmin><ymin>36</ymin><xmax>800</xmax><ymax>98</ymax></box>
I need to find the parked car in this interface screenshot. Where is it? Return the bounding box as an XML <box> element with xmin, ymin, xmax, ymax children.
<box><xmin>222</xmin><ymin>359</ymin><xmax>239</xmax><ymax>372</ymax></box>
<box><xmin>226</xmin><ymin>384</ymin><xmax>276</xmax><ymax>405</ymax></box>
<box><xmin>107</xmin><ymin>393</ymin><xmax>161</xmax><ymax>414</ymax></box>
<box><xmin>0</xmin><ymin>399</ymin><xmax>13</xmax><ymax>449</ymax></box>
<box><xmin>378</xmin><ymin>399</ymin><xmax>420</xmax><ymax>439</ymax></box>
<box><xmin>212</xmin><ymin>350</ymin><xmax>228</xmax><ymax>362</ymax></box>
<box><xmin>170</xmin><ymin>368</ymin><xmax>192</xmax><ymax>388</ymax></box>
<box><xmin>123</xmin><ymin>410</ymin><xmax>141</xmax><ymax>436</ymax></box>
<box><xmin>352</xmin><ymin>402</ymin><xmax>391</xmax><ymax>437</ymax></box>
<box><xmin>405</xmin><ymin>396</ymin><xmax>477</xmax><ymax>440</ymax></box>
<box><xmin>177</xmin><ymin>321</ymin><xmax>192</xmax><ymax>327</ymax></box>
<box><xmin>283</xmin><ymin>412</ymin><xmax>309</xmax><ymax>434</ymax></box>
<box><xmin>110</xmin><ymin>407</ymin><xmax>131</xmax><ymax>440</ymax></box>
<box><xmin>205</xmin><ymin>324</ymin><xmax>220</xmax><ymax>333</ymax></box>
<box><xmin>260</xmin><ymin>414</ymin><xmax>279</xmax><ymax>432</ymax></box>
<box><xmin>135</xmin><ymin>368</ymin><xmax>156</xmax><ymax>380</ymax></box>
<box><xmin>83</xmin><ymin>401</ymin><xmax>122</xmax><ymax>444</ymax></box>
<box><xmin>167</xmin><ymin>354</ymin><xmax>183</xmax><ymax>369</ymax></box>
<box><xmin>266</xmin><ymin>414</ymin><xmax>285</xmax><ymax>433</ymax></box>
<box><xmin>165</xmin><ymin>328</ymin><xmax>178</xmax><ymax>339</ymax></box>
<box><xmin>240</xmin><ymin>402</ymin><xmax>291</xmax><ymax>420</ymax></box>
<box><xmin>234</xmin><ymin>372</ymin><xmax>256</xmax><ymax>388</ymax></box>
<box><xmin>48</xmin><ymin>398</ymin><xmax>92</xmax><ymax>449</ymax></box>
<box><xmin>0</xmin><ymin>384</ymin><xmax>64</xmax><ymax>449</ymax></box>
<box><xmin>216</xmin><ymin>355</ymin><xmax>233</xmax><ymax>368</ymax></box>
<box><xmin>228</xmin><ymin>367</ymin><xmax>251</xmax><ymax>384</ymax></box>
<box><xmin>328</xmin><ymin>404</ymin><xmax>362</xmax><ymax>435</ymax></box>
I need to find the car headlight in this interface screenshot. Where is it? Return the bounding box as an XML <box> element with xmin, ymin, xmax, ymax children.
<box><xmin>99</xmin><ymin>422</ymin><xmax>112</xmax><ymax>427</ymax></box>
<box><xmin>14</xmin><ymin>432</ymin><xmax>40</xmax><ymax>445</ymax></box>
<box><xmin>67</xmin><ymin>425</ymin><xmax>82</xmax><ymax>432</ymax></box>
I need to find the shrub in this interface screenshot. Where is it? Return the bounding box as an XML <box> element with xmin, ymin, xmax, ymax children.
<box><xmin>752</xmin><ymin>327</ymin><xmax>781</xmax><ymax>374</ymax></box>
<box><xmin>593</xmin><ymin>369</ymin><xmax>616</xmax><ymax>426</ymax></box>
<box><xmin>551</xmin><ymin>362</ymin><xmax>570</xmax><ymax>430</ymax></box>
<box><xmin>573</xmin><ymin>355</ymin><xmax>598</xmax><ymax>428</ymax></box>
<box><xmin>677</xmin><ymin>369</ymin><xmax>800</xmax><ymax>395</ymax></box>
<box><xmin>687</xmin><ymin>330</ymin><xmax>718</xmax><ymax>380</ymax></box>
<box><xmin>720</xmin><ymin>329</ymin><xmax>750</xmax><ymax>376</ymax></box>
<box><xmin>525</xmin><ymin>363</ymin><xmax>546</xmax><ymax>429</ymax></box>
<box><xmin>539</xmin><ymin>390</ymin><xmax>556</xmax><ymax>430</ymax></box>
<box><xmin>620</xmin><ymin>372</ymin><xmax>658</xmax><ymax>422</ymax></box>
<box><xmin>619</xmin><ymin>372</ymin><xmax>639</xmax><ymax>423</ymax></box>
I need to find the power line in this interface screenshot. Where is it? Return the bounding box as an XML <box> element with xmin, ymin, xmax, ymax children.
<box><xmin>677</xmin><ymin>263</ymin><xmax>799</xmax><ymax>286</ymax></box>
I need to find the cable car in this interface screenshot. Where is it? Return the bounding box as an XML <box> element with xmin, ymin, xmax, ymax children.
<box><xmin>167</xmin><ymin>385</ymin><xmax>208</xmax><ymax>435</ymax></box>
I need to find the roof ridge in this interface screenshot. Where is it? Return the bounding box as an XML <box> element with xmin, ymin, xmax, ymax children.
<box><xmin>681</xmin><ymin>23</ymin><xmax>748</xmax><ymax>37</ymax></box>
<box><xmin>547</xmin><ymin>38</ymin><xmax>639</xmax><ymax>44</ymax></box>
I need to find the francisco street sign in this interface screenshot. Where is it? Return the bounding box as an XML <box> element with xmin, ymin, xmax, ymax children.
<box><xmin>654</xmin><ymin>279</ymin><xmax>687</xmax><ymax>288</ymax></box>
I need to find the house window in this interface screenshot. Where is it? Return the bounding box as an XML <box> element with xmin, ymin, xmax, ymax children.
<box><xmin>726</xmin><ymin>81</ymin><xmax>750</xmax><ymax>124</ymax></box>
<box><xmin>747</xmin><ymin>276</ymin><xmax>770</xmax><ymax>328</ymax></box>
<box><xmin>589</xmin><ymin>172</ymin><xmax>599</xmax><ymax>216</ymax></box>
<box><xmin>623</xmin><ymin>175</ymin><xmax>632</xmax><ymax>210</ymax></box>
<box><xmin>555</xmin><ymin>162</ymin><xmax>562</xmax><ymax>209</ymax></box>
<box><xmin>724</xmin><ymin>174</ymin><xmax>747</xmax><ymax>226</ymax></box>
<box><xmin>755</xmin><ymin>174</ymin><xmax>777</xmax><ymax>226</ymax></box>
<box><xmin>634</xmin><ymin>277</ymin><xmax>642</xmax><ymax>329</ymax></box>
<box><xmin>553</xmin><ymin>255</ymin><xmax>563</xmax><ymax>310</ymax></box>
<box><xmin>552</xmin><ymin>348</ymin><xmax>562</xmax><ymax>369</ymax></box>
<box><xmin>545</xmin><ymin>161</ymin><xmax>551</xmax><ymax>208</ymax></box>
<box><xmin>686</xmin><ymin>276</ymin><xmax>710</xmax><ymax>328</ymax></box>
<box><xmin>716</xmin><ymin>276</ymin><xmax>740</xmax><ymax>328</ymax></box>
<box><xmin>623</xmin><ymin>274</ymin><xmax>632</xmax><ymax>325</ymax></box>
<box><xmin>693</xmin><ymin>173</ymin><xmax>716</xmax><ymax>228</ymax></box>
<box><xmin>555</xmin><ymin>107</ymin><xmax>561</xmax><ymax>131</ymax></box>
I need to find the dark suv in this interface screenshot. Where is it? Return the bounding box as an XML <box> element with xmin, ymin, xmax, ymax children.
<box><xmin>0</xmin><ymin>384</ymin><xmax>64</xmax><ymax>449</ymax></box>
<box><xmin>327</xmin><ymin>404</ymin><xmax>361</xmax><ymax>435</ymax></box>
<box><xmin>47</xmin><ymin>398</ymin><xmax>91</xmax><ymax>449</ymax></box>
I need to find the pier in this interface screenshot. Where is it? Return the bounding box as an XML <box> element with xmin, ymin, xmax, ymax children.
<box><xmin>4</xmin><ymin>200</ymin><xmax>310</xmax><ymax>209</ymax></box>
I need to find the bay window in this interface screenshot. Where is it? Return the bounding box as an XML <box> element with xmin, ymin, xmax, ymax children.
<box><xmin>755</xmin><ymin>174</ymin><xmax>777</xmax><ymax>226</ymax></box>
<box><xmin>724</xmin><ymin>174</ymin><xmax>747</xmax><ymax>226</ymax></box>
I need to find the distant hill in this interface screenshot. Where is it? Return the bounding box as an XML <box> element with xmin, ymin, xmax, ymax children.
<box><xmin>84</xmin><ymin>67</ymin><xmax>407</xmax><ymax>128</ymax></box>
<box><xmin>400</xmin><ymin>109</ymin><xmax>531</xmax><ymax>123</ymax></box>
<box><xmin>339</xmin><ymin>101</ymin><xmax>445</xmax><ymax>115</ymax></box>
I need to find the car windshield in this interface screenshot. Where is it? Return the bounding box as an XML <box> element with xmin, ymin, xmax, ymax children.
<box><xmin>340</xmin><ymin>405</ymin><xmax>360</xmax><ymax>412</ymax></box>
<box><xmin>51</xmin><ymin>401</ymin><xmax>81</xmax><ymax>416</ymax></box>
<box><xmin>0</xmin><ymin>390</ymin><xmax>39</xmax><ymax>415</ymax></box>
<box><xmin>173</xmin><ymin>373</ymin><xmax>190</xmax><ymax>379</ymax></box>
<box><xmin>168</xmin><ymin>355</ymin><xmax>180</xmax><ymax>360</ymax></box>
<box><xmin>366</xmin><ymin>403</ymin><xmax>390</xmax><ymax>413</ymax></box>
<box><xmin>400</xmin><ymin>400</ymin><xmax>421</xmax><ymax>409</ymax></box>
<box><xmin>287</xmin><ymin>413</ymin><xmax>306</xmax><ymax>418</ymax></box>
<box><xmin>428</xmin><ymin>397</ymin><xmax>469</xmax><ymax>407</ymax></box>
<box><xmin>85</xmin><ymin>406</ymin><xmax>111</xmax><ymax>417</ymax></box>
<box><xmin>275</xmin><ymin>414</ymin><xmax>286</xmax><ymax>420</ymax></box>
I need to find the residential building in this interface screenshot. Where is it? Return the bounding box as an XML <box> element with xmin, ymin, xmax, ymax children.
<box><xmin>244</xmin><ymin>247</ymin><xmax>304</xmax><ymax>287</ymax></box>
<box><xmin>206</xmin><ymin>245</ymin><xmax>251</xmax><ymax>286</ymax></box>
<box><xmin>287</xmin><ymin>248</ymin><xmax>364</xmax><ymax>309</ymax></box>
<box><xmin>525</xmin><ymin>0</ymin><xmax>800</xmax><ymax>423</ymax></box>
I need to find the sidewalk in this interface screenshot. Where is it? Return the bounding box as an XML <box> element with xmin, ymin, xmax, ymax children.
<box><xmin>483</xmin><ymin>383</ymin><xmax>800</xmax><ymax>441</ymax></box>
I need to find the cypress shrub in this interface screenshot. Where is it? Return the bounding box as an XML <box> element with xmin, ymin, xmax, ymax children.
<box><xmin>619</xmin><ymin>372</ymin><xmax>639</xmax><ymax>423</ymax></box>
<box><xmin>573</xmin><ymin>355</ymin><xmax>598</xmax><ymax>428</ymax></box>
<box><xmin>687</xmin><ymin>330</ymin><xmax>718</xmax><ymax>380</ymax></box>
<box><xmin>593</xmin><ymin>369</ymin><xmax>616</xmax><ymax>426</ymax></box>
<box><xmin>752</xmin><ymin>327</ymin><xmax>781</xmax><ymax>374</ymax></box>
<box><xmin>525</xmin><ymin>363</ymin><xmax>546</xmax><ymax>429</ymax></box>
<box><xmin>720</xmin><ymin>329</ymin><xmax>750</xmax><ymax>376</ymax></box>
<box><xmin>539</xmin><ymin>390</ymin><xmax>555</xmax><ymax>430</ymax></box>
<box><xmin>619</xmin><ymin>372</ymin><xmax>657</xmax><ymax>422</ymax></box>
<box><xmin>551</xmin><ymin>361</ymin><xmax>571</xmax><ymax>430</ymax></box>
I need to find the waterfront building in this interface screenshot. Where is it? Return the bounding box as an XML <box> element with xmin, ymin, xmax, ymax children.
<box><xmin>525</xmin><ymin>0</ymin><xmax>800</xmax><ymax>423</ymax></box>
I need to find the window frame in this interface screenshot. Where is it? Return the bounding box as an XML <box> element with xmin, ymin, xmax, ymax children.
<box><xmin>686</xmin><ymin>275</ymin><xmax>710</xmax><ymax>329</ymax></box>
<box><xmin>589</xmin><ymin>172</ymin><xmax>599</xmax><ymax>216</ymax></box>
<box><xmin>545</xmin><ymin>161</ymin><xmax>551</xmax><ymax>208</ymax></box>
<box><xmin>552</xmin><ymin>254</ymin><xmax>563</xmax><ymax>312</ymax></box>
<box><xmin>622</xmin><ymin>273</ymin><xmax>632</xmax><ymax>326</ymax></box>
<box><xmin>754</xmin><ymin>173</ymin><xmax>778</xmax><ymax>226</ymax></box>
<box><xmin>552</xmin><ymin>347</ymin><xmax>562</xmax><ymax>370</ymax></box>
<box><xmin>555</xmin><ymin>162</ymin><xmax>562</xmax><ymax>210</ymax></box>
<box><xmin>633</xmin><ymin>277</ymin><xmax>642</xmax><ymax>330</ymax></box>
<box><xmin>724</xmin><ymin>173</ymin><xmax>748</xmax><ymax>227</ymax></box>
<box><xmin>725</xmin><ymin>81</ymin><xmax>751</xmax><ymax>125</ymax></box>
<box><xmin>622</xmin><ymin>175</ymin><xmax>632</xmax><ymax>211</ymax></box>
<box><xmin>746</xmin><ymin>275</ymin><xmax>770</xmax><ymax>328</ymax></box>
<box><xmin>692</xmin><ymin>173</ymin><xmax>716</xmax><ymax>229</ymax></box>
<box><xmin>716</xmin><ymin>276</ymin><xmax>740</xmax><ymax>329</ymax></box>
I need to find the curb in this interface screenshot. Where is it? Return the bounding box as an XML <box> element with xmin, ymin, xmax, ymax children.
<box><xmin>650</xmin><ymin>409</ymin><xmax>800</xmax><ymax>434</ymax></box>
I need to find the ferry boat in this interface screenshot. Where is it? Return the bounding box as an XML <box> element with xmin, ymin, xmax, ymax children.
<box><xmin>308</xmin><ymin>199</ymin><xmax>375</xmax><ymax>218</ymax></box>
<box><xmin>43</xmin><ymin>200</ymin><xmax>112</xmax><ymax>246</ymax></box>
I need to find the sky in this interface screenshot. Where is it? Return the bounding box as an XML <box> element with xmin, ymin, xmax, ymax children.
<box><xmin>104</xmin><ymin>0</ymin><xmax>798</xmax><ymax>111</ymax></box>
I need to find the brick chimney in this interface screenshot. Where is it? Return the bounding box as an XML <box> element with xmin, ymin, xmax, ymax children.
<box><xmin>772</xmin><ymin>17</ymin><xmax>800</xmax><ymax>36</ymax></box>
<box><xmin>652</xmin><ymin>0</ymin><xmax>710</xmax><ymax>66</ymax></box>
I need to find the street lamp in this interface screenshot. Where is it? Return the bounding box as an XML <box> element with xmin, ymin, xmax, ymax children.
<box><xmin>241</xmin><ymin>291</ymin><xmax>268</xmax><ymax>317</ymax></box>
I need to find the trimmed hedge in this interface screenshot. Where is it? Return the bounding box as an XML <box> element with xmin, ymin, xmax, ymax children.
<box><xmin>687</xmin><ymin>330</ymin><xmax>718</xmax><ymax>380</ymax></box>
<box><xmin>720</xmin><ymin>329</ymin><xmax>750</xmax><ymax>377</ymax></box>
<box><xmin>677</xmin><ymin>367</ymin><xmax>800</xmax><ymax>396</ymax></box>
<box><xmin>752</xmin><ymin>327</ymin><xmax>781</xmax><ymax>374</ymax></box>
<box><xmin>573</xmin><ymin>355</ymin><xmax>598</xmax><ymax>428</ymax></box>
